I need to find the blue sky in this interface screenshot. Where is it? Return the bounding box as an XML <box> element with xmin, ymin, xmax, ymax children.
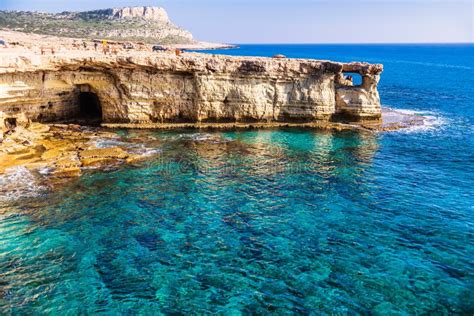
<box><xmin>0</xmin><ymin>0</ymin><xmax>472</xmax><ymax>43</ymax></box>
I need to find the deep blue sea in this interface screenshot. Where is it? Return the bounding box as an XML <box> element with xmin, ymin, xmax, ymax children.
<box><xmin>1</xmin><ymin>45</ymin><xmax>473</xmax><ymax>314</ymax></box>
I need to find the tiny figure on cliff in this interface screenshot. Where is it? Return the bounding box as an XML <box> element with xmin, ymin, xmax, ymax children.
<box><xmin>175</xmin><ymin>49</ymin><xmax>182</xmax><ymax>56</ymax></box>
<box><xmin>82</xmin><ymin>41</ymin><xmax>87</xmax><ymax>49</ymax></box>
<box><xmin>94</xmin><ymin>42</ymin><xmax>98</xmax><ymax>51</ymax></box>
<box><xmin>345</xmin><ymin>75</ymin><xmax>353</xmax><ymax>85</ymax></box>
<box><xmin>102</xmin><ymin>40</ymin><xmax>108</xmax><ymax>55</ymax></box>
<box><xmin>41</xmin><ymin>47</ymin><xmax>45</xmax><ymax>55</ymax></box>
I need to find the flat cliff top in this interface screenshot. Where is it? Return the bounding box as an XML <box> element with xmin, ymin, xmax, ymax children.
<box><xmin>0</xmin><ymin>33</ymin><xmax>383</xmax><ymax>76</ymax></box>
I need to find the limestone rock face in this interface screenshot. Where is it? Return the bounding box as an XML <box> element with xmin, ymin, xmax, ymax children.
<box><xmin>0</xmin><ymin>53</ymin><xmax>383</xmax><ymax>126</ymax></box>
<box><xmin>0</xmin><ymin>112</ymin><xmax>4</xmax><ymax>143</ymax></box>
<box><xmin>109</xmin><ymin>7</ymin><xmax>170</xmax><ymax>22</ymax></box>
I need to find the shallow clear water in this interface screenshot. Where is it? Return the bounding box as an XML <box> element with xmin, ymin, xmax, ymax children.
<box><xmin>1</xmin><ymin>45</ymin><xmax>473</xmax><ymax>314</ymax></box>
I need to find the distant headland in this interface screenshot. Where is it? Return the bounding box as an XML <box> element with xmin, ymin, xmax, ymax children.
<box><xmin>0</xmin><ymin>6</ymin><xmax>232</xmax><ymax>48</ymax></box>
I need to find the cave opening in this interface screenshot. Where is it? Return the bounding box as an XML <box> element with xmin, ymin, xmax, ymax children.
<box><xmin>78</xmin><ymin>92</ymin><xmax>102</xmax><ymax>125</ymax></box>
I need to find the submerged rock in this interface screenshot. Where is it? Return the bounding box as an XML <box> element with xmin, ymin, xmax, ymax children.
<box><xmin>80</xmin><ymin>147</ymin><xmax>129</xmax><ymax>160</ymax></box>
<box><xmin>0</xmin><ymin>123</ymin><xmax>160</xmax><ymax>181</ymax></box>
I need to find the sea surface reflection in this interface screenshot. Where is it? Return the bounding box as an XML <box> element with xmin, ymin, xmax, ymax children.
<box><xmin>1</xmin><ymin>128</ymin><xmax>472</xmax><ymax>314</ymax></box>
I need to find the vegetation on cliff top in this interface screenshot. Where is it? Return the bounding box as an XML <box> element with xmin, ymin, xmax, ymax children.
<box><xmin>0</xmin><ymin>8</ymin><xmax>195</xmax><ymax>44</ymax></box>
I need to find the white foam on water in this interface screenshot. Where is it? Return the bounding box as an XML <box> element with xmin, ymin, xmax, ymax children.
<box><xmin>179</xmin><ymin>133</ymin><xmax>233</xmax><ymax>143</ymax></box>
<box><xmin>92</xmin><ymin>138</ymin><xmax>129</xmax><ymax>149</ymax></box>
<box><xmin>38</xmin><ymin>166</ymin><xmax>54</xmax><ymax>175</ymax></box>
<box><xmin>139</xmin><ymin>148</ymin><xmax>163</xmax><ymax>156</ymax></box>
<box><xmin>0</xmin><ymin>166</ymin><xmax>48</xmax><ymax>202</ymax></box>
<box><xmin>382</xmin><ymin>107</ymin><xmax>448</xmax><ymax>134</ymax></box>
<box><xmin>401</xmin><ymin>112</ymin><xmax>447</xmax><ymax>133</ymax></box>
<box><xmin>87</xmin><ymin>136</ymin><xmax>164</xmax><ymax>164</ymax></box>
<box><xmin>92</xmin><ymin>135</ymin><xmax>162</xmax><ymax>153</ymax></box>
<box><xmin>126</xmin><ymin>145</ymin><xmax>162</xmax><ymax>157</ymax></box>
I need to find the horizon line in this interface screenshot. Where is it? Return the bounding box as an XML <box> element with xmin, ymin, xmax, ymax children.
<box><xmin>224</xmin><ymin>42</ymin><xmax>474</xmax><ymax>45</ymax></box>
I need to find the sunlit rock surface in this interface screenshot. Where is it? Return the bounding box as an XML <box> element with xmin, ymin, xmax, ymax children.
<box><xmin>0</xmin><ymin>52</ymin><xmax>383</xmax><ymax>126</ymax></box>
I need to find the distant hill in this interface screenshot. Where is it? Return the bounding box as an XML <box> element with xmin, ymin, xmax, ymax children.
<box><xmin>0</xmin><ymin>6</ymin><xmax>195</xmax><ymax>44</ymax></box>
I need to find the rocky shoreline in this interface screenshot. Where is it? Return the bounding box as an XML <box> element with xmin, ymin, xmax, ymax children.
<box><xmin>0</xmin><ymin>31</ymin><xmax>384</xmax><ymax>125</ymax></box>
<box><xmin>0</xmin><ymin>106</ymin><xmax>431</xmax><ymax>186</ymax></box>
<box><xmin>0</xmin><ymin>31</ymin><xmax>428</xmax><ymax>186</ymax></box>
<box><xmin>0</xmin><ymin>122</ymin><xmax>161</xmax><ymax>182</ymax></box>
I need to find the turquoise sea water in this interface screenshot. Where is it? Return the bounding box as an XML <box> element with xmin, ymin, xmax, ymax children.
<box><xmin>1</xmin><ymin>45</ymin><xmax>473</xmax><ymax>314</ymax></box>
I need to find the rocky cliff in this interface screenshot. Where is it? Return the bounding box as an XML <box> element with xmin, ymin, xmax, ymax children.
<box><xmin>86</xmin><ymin>7</ymin><xmax>170</xmax><ymax>22</ymax></box>
<box><xmin>0</xmin><ymin>7</ymin><xmax>194</xmax><ymax>44</ymax></box>
<box><xmin>0</xmin><ymin>51</ymin><xmax>383</xmax><ymax>131</ymax></box>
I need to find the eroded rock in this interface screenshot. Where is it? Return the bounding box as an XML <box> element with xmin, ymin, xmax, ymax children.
<box><xmin>0</xmin><ymin>123</ymin><xmax>159</xmax><ymax>179</ymax></box>
<box><xmin>0</xmin><ymin>52</ymin><xmax>383</xmax><ymax>126</ymax></box>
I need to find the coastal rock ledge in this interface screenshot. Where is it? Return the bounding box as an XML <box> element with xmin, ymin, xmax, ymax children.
<box><xmin>0</xmin><ymin>52</ymin><xmax>383</xmax><ymax>128</ymax></box>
